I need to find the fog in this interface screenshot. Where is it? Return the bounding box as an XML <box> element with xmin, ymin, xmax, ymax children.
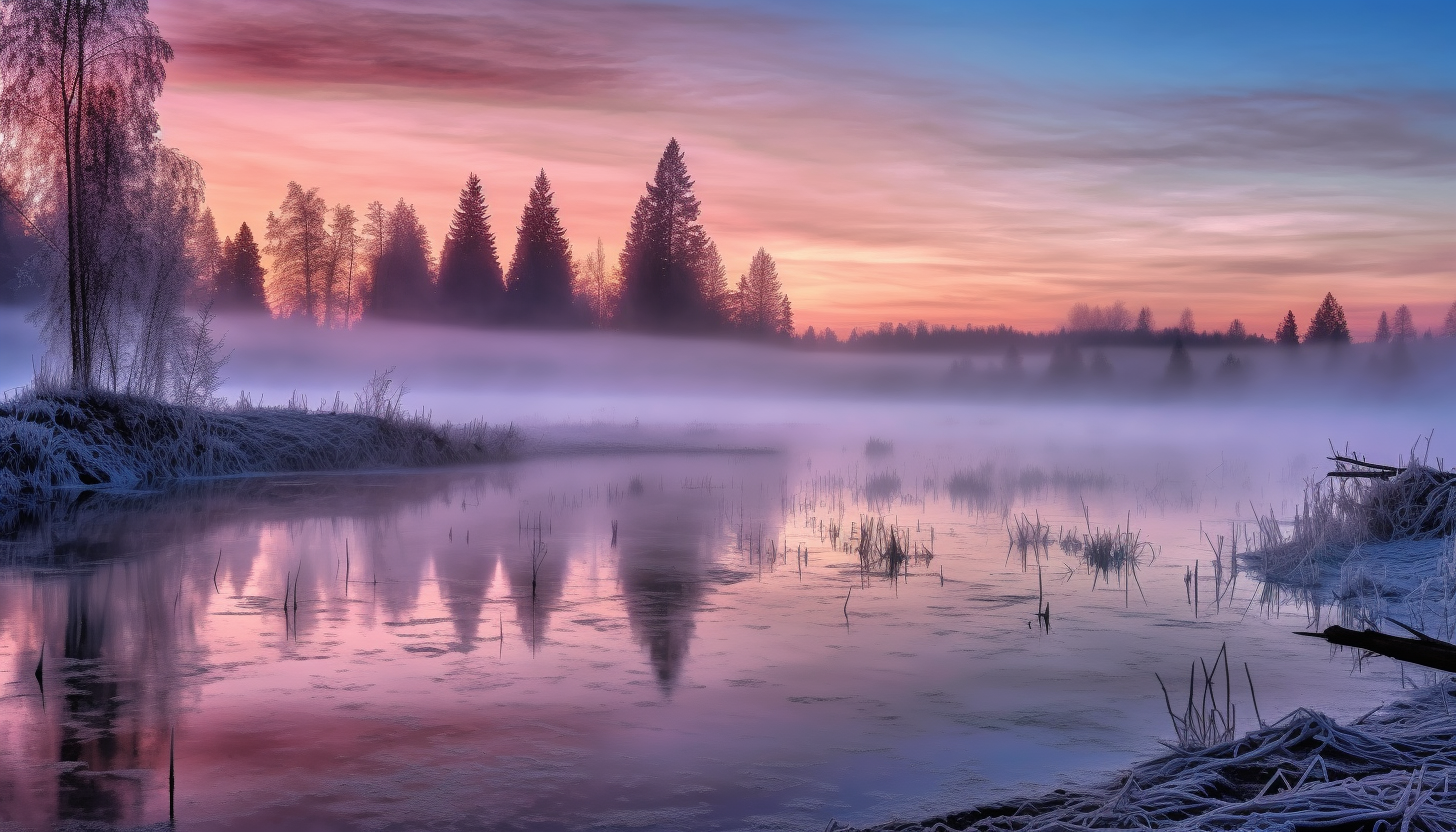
<box><xmin>3</xmin><ymin>305</ymin><xmax>1453</xmax><ymax>474</ymax></box>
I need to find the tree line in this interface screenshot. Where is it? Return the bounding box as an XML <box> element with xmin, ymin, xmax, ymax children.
<box><xmin>206</xmin><ymin>140</ymin><xmax>795</xmax><ymax>338</ymax></box>
<box><xmin>818</xmin><ymin>293</ymin><xmax>1456</xmax><ymax>353</ymax></box>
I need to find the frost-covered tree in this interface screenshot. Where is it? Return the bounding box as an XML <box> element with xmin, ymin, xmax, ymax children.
<box><xmin>1392</xmin><ymin>304</ymin><xmax>1416</xmax><ymax>341</ymax></box>
<box><xmin>322</xmin><ymin>204</ymin><xmax>360</xmax><ymax>328</ymax></box>
<box><xmin>214</xmin><ymin>222</ymin><xmax>267</xmax><ymax>312</ymax></box>
<box><xmin>732</xmin><ymin>248</ymin><xmax>793</xmax><ymax>337</ymax></box>
<box><xmin>1275</xmin><ymin>310</ymin><xmax>1300</xmax><ymax>346</ymax></box>
<box><xmin>1305</xmin><ymin>293</ymin><xmax>1350</xmax><ymax>344</ymax></box>
<box><xmin>438</xmin><ymin>173</ymin><xmax>504</xmax><ymax>323</ymax></box>
<box><xmin>368</xmin><ymin>199</ymin><xmax>434</xmax><ymax>319</ymax></box>
<box><xmin>0</xmin><ymin>0</ymin><xmax>202</xmax><ymax>390</ymax></box>
<box><xmin>189</xmin><ymin>207</ymin><xmax>221</xmax><ymax>303</ymax></box>
<box><xmin>264</xmin><ymin>182</ymin><xmax>328</xmax><ymax>321</ymax></box>
<box><xmin>617</xmin><ymin>139</ymin><xmax>721</xmax><ymax>329</ymax></box>
<box><xmin>506</xmin><ymin>170</ymin><xmax>575</xmax><ymax>323</ymax></box>
<box><xmin>1374</xmin><ymin>311</ymin><xmax>1391</xmax><ymax>343</ymax></box>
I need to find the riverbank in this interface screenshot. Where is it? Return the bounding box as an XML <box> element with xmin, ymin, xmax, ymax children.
<box><xmin>835</xmin><ymin>677</ymin><xmax>1456</xmax><ymax>831</ymax></box>
<box><xmin>0</xmin><ymin>390</ymin><xmax>519</xmax><ymax>530</ymax></box>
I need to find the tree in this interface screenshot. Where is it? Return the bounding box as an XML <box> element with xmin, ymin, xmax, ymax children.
<box><xmin>1225</xmin><ymin>319</ymin><xmax>1246</xmax><ymax>340</ymax></box>
<box><xmin>1275</xmin><ymin>310</ymin><xmax>1300</xmax><ymax>346</ymax></box>
<box><xmin>438</xmin><ymin>173</ymin><xmax>504</xmax><ymax>323</ymax></box>
<box><xmin>575</xmin><ymin>238</ymin><xmax>616</xmax><ymax>327</ymax></box>
<box><xmin>1392</xmin><ymin>304</ymin><xmax>1416</xmax><ymax>341</ymax></box>
<box><xmin>213</xmin><ymin>222</ymin><xmax>268</xmax><ymax>312</ymax></box>
<box><xmin>1178</xmin><ymin>308</ymin><xmax>1196</xmax><ymax>334</ymax></box>
<box><xmin>506</xmin><ymin>170</ymin><xmax>575</xmax><ymax>323</ymax></box>
<box><xmin>322</xmin><ymin>204</ymin><xmax>360</xmax><ymax>327</ymax></box>
<box><xmin>1374</xmin><ymin>311</ymin><xmax>1391</xmax><ymax>343</ymax></box>
<box><xmin>617</xmin><ymin>138</ymin><xmax>721</xmax><ymax>329</ymax></box>
<box><xmin>1067</xmin><ymin>302</ymin><xmax>1131</xmax><ymax>332</ymax></box>
<box><xmin>368</xmin><ymin>199</ymin><xmax>434</xmax><ymax>319</ymax></box>
<box><xmin>731</xmin><ymin>248</ymin><xmax>793</xmax><ymax>336</ymax></box>
<box><xmin>189</xmin><ymin>207</ymin><xmax>221</xmax><ymax>304</ymax></box>
<box><xmin>1134</xmin><ymin>306</ymin><xmax>1155</xmax><ymax>336</ymax></box>
<box><xmin>1443</xmin><ymin>302</ymin><xmax>1456</xmax><ymax>338</ymax></box>
<box><xmin>264</xmin><ymin>182</ymin><xmax>328</xmax><ymax>322</ymax></box>
<box><xmin>1</xmin><ymin>0</ymin><xmax>189</xmax><ymax>389</ymax></box>
<box><xmin>1305</xmin><ymin>293</ymin><xmax>1350</xmax><ymax>344</ymax></box>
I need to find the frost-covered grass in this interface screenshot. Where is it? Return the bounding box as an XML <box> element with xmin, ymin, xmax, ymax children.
<box><xmin>1243</xmin><ymin>462</ymin><xmax>1456</xmax><ymax>588</ymax></box>
<box><xmin>0</xmin><ymin>389</ymin><xmax>517</xmax><ymax>529</ymax></box>
<box><xmin>841</xmin><ymin>680</ymin><xmax>1456</xmax><ymax>831</ymax></box>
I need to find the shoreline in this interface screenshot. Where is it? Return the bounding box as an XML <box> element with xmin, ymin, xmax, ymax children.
<box><xmin>832</xmin><ymin>679</ymin><xmax>1456</xmax><ymax>831</ymax></box>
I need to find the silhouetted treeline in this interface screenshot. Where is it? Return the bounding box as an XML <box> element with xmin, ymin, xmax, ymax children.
<box><xmin>192</xmin><ymin>139</ymin><xmax>793</xmax><ymax>338</ymax></box>
<box><xmin>799</xmin><ymin>320</ymin><xmax>1269</xmax><ymax>352</ymax></box>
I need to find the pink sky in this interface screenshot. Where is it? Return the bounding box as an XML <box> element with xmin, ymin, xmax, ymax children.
<box><xmin>151</xmin><ymin>0</ymin><xmax>1455</xmax><ymax>336</ymax></box>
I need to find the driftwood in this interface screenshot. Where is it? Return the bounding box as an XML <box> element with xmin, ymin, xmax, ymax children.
<box><xmin>1326</xmin><ymin>454</ymin><xmax>1456</xmax><ymax>483</ymax></box>
<box><xmin>1296</xmin><ymin>620</ymin><xmax>1456</xmax><ymax>673</ymax></box>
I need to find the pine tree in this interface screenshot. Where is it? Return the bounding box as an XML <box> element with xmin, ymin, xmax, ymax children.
<box><xmin>506</xmin><ymin>170</ymin><xmax>575</xmax><ymax>323</ymax></box>
<box><xmin>369</xmin><ymin>199</ymin><xmax>434</xmax><ymax>319</ymax></box>
<box><xmin>1374</xmin><ymin>311</ymin><xmax>1391</xmax><ymax>343</ymax></box>
<box><xmin>617</xmin><ymin>138</ymin><xmax>720</xmax><ymax>329</ymax></box>
<box><xmin>438</xmin><ymin>173</ymin><xmax>504</xmax><ymax>323</ymax></box>
<box><xmin>1225</xmin><ymin>319</ymin><xmax>1246</xmax><ymax>340</ymax></box>
<box><xmin>1275</xmin><ymin>310</ymin><xmax>1300</xmax><ymax>346</ymax></box>
<box><xmin>213</xmin><ymin>222</ymin><xmax>268</xmax><ymax>312</ymax></box>
<box><xmin>1305</xmin><ymin>293</ymin><xmax>1350</xmax><ymax>343</ymax></box>
<box><xmin>1178</xmin><ymin>308</ymin><xmax>1196</xmax><ymax>334</ymax></box>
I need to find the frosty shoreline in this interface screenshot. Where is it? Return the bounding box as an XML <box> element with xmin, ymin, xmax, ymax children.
<box><xmin>0</xmin><ymin>390</ymin><xmax>781</xmax><ymax>532</ymax></box>
<box><xmin>0</xmin><ymin>391</ymin><xmax>519</xmax><ymax>530</ymax></box>
<box><xmin>835</xmin><ymin>680</ymin><xmax>1456</xmax><ymax>831</ymax></box>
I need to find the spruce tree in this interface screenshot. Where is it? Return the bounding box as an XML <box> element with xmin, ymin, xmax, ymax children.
<box><xmin>1305</xmin><ymin>293</ymin><xmax>1350</xmax><ymax>344</ymax></box>
<box><xmin>617</xmin><ymin>138</ymin><xmax>719</xmax><ymax>329</ymax></box>
<box><xmin>1275</xmin><ymin>310</ymin><xmax>1300</xmax><ymax>346</ymax></box>
<box><xmin>214</xmin><ymin>222</ymin><xmax>268</xmax><ymax>313</ymax></box>
<box><xmin>506</xmin><ymin>170</ymin><xmax>575</xmax><ymax>323</ymax></box>
<box><xmin>1374</xmin><ymin>311</ymin><xmax>1391</xmax><ymax>343</ymax></box>
<box><xmin>1392</xmin><ymin>304</ymin><xmax>1416</xmax><ymax>341</ymax></box>
<box><xmin>438</xmin><ymin>173</ymin><xmax>504</xmax><ymax>322</ymax></box>
<box><xmin>732</xmin><ymin>248</ymin><xmax>793</xmax><ymax>336</ymax></box>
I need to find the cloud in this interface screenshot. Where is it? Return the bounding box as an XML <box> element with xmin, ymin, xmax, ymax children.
<box><xmin>161</xmin><ymin>0</ymin><xmax>799</xmax><ymax>104</ymax></box>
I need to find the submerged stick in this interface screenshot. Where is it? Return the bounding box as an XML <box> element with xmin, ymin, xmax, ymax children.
<box><xmin>213</xmin><ymin>549</ymin><xmax>222</xmax><ymax>593</ymax></box>
<box><xmin>843</xmin><ymin>587</ymin><xmax>852</xmax><ymax>619</ymax></box>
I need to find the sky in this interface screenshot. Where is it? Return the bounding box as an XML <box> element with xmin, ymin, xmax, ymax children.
<box><xmin>151</xmin><ymin>0</ymin><xmax>1456</xmax><ymax>336</ymax></box>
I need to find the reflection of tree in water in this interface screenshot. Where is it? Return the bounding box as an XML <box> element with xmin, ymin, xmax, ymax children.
<box><xmin>434</xmin><ymin>545</ymin><xmax>500</xmax><ymax>649</ymax></box>
<box><xmin>620</xmin><ymin>542</ymin><xmax>707</xmax><ymax>695</ymax></box>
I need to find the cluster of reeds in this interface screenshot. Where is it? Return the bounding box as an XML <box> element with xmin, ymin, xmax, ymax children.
<box><xmin>1080</xmin><ymin>525</ymin><xmax>1151</xmax><ymax>577</ymax></box>
<box><xmin>1007</xmin><ymin>512</ymin><xmax>1052</xmax><ymax>558</ymax></box>
<box><xmin>1155</xmin><ymin>643</ymin><xmax>1255</xmax><ymax>751</ymax></box>
<box><xmin>852</xmin><ymin>515</ymin><xmax>931</xmax><ymax>580</ymax></box>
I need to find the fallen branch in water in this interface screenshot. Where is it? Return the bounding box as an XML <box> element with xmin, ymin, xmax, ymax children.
<box><xmin>1295</xmin><ymin>621</ymin><xmax>1456</xmax><ymax>674</ymax></box>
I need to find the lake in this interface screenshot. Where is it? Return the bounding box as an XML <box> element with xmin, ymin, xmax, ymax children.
<box><xmin>0</xmin><ymin>397</ymin><xmax>1436</xmax><ymax>831</ymax></box>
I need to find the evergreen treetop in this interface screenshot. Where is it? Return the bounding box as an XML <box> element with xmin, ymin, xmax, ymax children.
<box><xmin>507</xmin><ymin>170</ymin><xmax>575</xmax><ymax>322</ymax></box>
<box><xmin>1305</xmin><ymin>293</ymin><xmax>1350</xmax><ymax>344</ymax></box>
<box><xmin>439</xmin><ymin>173</ymin><xmax>504</xmax><ymax>320</ymax></box>
<box><xmin>1275</xmin><ymin>310</ymin><xmax>1300</xmax><ymax>346</ymax></box>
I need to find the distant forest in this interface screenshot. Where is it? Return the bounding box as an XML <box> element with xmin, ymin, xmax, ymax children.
<box><xmin>191</xmin><ymin>138</ymin><xmax>794</xmax><ymax>339</ymax></box>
